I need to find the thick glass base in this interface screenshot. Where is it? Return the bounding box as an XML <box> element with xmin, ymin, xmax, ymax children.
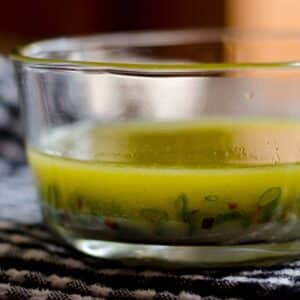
<box><xmin>46</xmin><ymin>215</ymin><xmax>300</xmax><ymax>269</ymax></box>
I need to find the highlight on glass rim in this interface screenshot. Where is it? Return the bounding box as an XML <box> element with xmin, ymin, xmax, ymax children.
<box><xmin>7</xmin><ymin>1</ymin><xmax>300</xmax><ymax>271</ymax></box>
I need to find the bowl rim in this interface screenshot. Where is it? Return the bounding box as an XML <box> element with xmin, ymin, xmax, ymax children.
<box><xmin>10</xmin><ymin>28</ymin><xmax>300</xmax><ymax>74</ymax></box>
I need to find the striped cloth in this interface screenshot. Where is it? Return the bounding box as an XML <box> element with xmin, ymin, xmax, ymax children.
<box><xmin>2</xmin><ymin>219</ymin><xmax>300</xmax><ymax>300</ymax></box>
<box><xmin>1</xmin><ymin>57</ymin><xmax>300</xmax><ymax>299</ymax></box>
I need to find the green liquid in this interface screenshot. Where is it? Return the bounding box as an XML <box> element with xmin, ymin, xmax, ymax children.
<box><xmin>28</xmin><ymin>119</ymin><xmax>300</xmax><ymax>244</ymax></box>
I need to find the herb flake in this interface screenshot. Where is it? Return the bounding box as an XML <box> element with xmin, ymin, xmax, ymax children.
<box><xmin>258</xmin><ymin>187</ymin><xmax>281</xmax><ymax>207</ymax></box>
<box><xmin>257</xmin><ymin>187</ymin><xmax>282</xmax><ymax>222</ymax></box>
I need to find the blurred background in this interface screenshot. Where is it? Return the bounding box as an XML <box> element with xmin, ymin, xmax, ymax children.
<box><xmin>1</xmin><ymin>0</ymin><xmax>300</xmax><ymax>162</ymax></box>
<box><xmin>0</xmin><ymin>0</ymin><xmax>223</xmax><ymax>53</ymax></box>
<box><xmin>1</xmin><ymin>0</ymin><xmax>300</xmax><ymax>53</ymax></box>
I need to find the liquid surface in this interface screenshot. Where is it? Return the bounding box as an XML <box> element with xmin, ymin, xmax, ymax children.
<box><xmin>28</xmin><ymin>120</ymin><xmax>300</xmax><ymax>244</ymax></box>
<box><xmin>36</xmin><ymin>119</ymin><xmax>300</xmax><ymax>167</ymax></box>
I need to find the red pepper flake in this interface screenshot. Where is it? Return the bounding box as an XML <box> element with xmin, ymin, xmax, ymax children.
<box><xmin>228</xmin><ymin>203</ymin><xmax>238</xmax><ymax>210</ymax></box>
<box><xmin>104</xmin><ymin>219</ymin><xmax>119</xmax><ymax>230</ymax></box>
<box><xmin>251</xmin><ymin>207</ymin><xmax>263</xmax><ymax>223</ymax></box>
<box><xmin>76</xmin><ymin>197</ymin><xmax>83</xmax><ymax>210</ymax></box>
<box><xmin>251</xmin><ymin>212</ymin><xmax>259</xmax><ymax>223</ymax></box>
<box><xmin>183</xmin><ymin>216</ymin><xmax>188</xmax><ymax>223</ymax></box>
<box><xmin>202</xmin><ymin>217</ymin><xmax>215</xmax><ymax>229</ymax></box>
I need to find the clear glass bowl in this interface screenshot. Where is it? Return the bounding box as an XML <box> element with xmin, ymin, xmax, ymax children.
<box><xmin>12</xmin><ymin>29</ymin><xmax>300</xmax><ymax>268</ymax></box>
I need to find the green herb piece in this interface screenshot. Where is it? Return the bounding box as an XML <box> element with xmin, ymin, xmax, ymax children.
<box><xmin>175</xmin><ymin>193</ymin><xmax>188</xmax><ymax>219</ymax></box>
<box><xmin>175</xmin><ymin>193</ymin><xmax>199</xmax><ymax>223</ymax></box>
<box><xmin>216</xmin><ymin>211</ymin><xmax>251</xmax><ymax>228</ymax></box>
<box><xmin>204</xmin><ymin>195</ymin><xmax>219</xmax><ymax>202</ymax></box>
<box><xmin>258</xmin><ymin>187</ymin><xmax>281</xmax><ymax>207</ymax></box>
<box><xmin>260</xmin><ymin>199</ymin><xmax>280</xmax><ymax>222</ymax></box>
<box><xmin>257</xmin><ymin>187</ymin><xmax>282</xmax><ymax>222</ymax></box>
<box><xmin>140</xmin><ymin>208</ymin><xmax>169</xmax><ymax>224</ymax></box>
<box><xmin>175</xmin><ymin>193</ymin><xmax>200</xmax><ymax>235</ymax></box>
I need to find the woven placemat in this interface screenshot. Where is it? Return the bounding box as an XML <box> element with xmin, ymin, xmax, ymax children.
<box><xmin>1</xmin><ymin>220</ymin><xmax>300</xmax><ymax>300</ymax></box>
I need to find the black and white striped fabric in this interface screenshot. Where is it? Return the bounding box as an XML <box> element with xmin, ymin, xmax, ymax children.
<box><xmin>1</xmin><ymin>58</ymin><xmax>300</xmax><ymax>300</ymax></box>
<box><xmin>2</xmin><ymin>220</ymin><xmax>300</xmax><ymax>300</ymax></box>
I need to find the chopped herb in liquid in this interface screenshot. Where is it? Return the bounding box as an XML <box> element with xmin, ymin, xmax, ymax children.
<box><xmin>28</xmin><ymin>120</ymin><xmax>300</xmax><ymax>244</ymax></box>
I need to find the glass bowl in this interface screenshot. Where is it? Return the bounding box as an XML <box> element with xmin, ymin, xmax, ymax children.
<box><xmin>11</xmin><ymin>29</ymin><xmax>300</xmax><ymax>268</ymax></box>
